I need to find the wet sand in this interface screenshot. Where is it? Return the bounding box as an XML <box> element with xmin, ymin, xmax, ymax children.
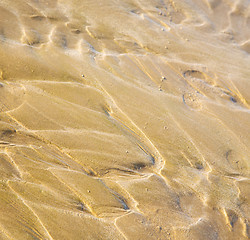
<box><xmin>0</xmin><ymin>0</ymin><xmax>249</xmax><ymax>239</ymax></box>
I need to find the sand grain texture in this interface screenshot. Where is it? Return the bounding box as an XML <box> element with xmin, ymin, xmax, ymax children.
<box><xmin>0</xmin><ymin>0</ymin><xmax>250</xmax><ymax>239</ymax></box>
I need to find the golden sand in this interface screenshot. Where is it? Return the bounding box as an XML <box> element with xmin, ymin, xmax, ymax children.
<box><xmin>0</xmin><ymin>0</ymin><xmax>249</xmax><ymax>239</ymax></box>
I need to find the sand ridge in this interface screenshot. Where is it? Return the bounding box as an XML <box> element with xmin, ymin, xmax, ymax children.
<box><xmin>0</xmin><ymin>0</ymin><xmax>249</xmax><ymax>239</ymax></box>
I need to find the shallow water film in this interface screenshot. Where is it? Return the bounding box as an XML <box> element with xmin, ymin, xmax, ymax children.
<box><xmin>0</xmin><ymin>0</ymin><xmax>249</xmax><ymax>239</ymax></box>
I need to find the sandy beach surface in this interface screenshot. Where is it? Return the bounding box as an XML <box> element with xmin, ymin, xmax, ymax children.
<box><xmin>0</xmin><ymin>0</ymin><xmax>249</xmax><ymax>239</ymax></box>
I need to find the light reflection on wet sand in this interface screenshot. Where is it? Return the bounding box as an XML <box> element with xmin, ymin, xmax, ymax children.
<box><xmin>0</xmin><ymin>0</ymin><xmax>249</xmax><ymax>239</ymax></box>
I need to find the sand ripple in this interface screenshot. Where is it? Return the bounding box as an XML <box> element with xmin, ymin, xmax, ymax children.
<box><xmin>0</xmin><ymin>0</ymin><xmax>249</xmax><ymax>239</ymax></box>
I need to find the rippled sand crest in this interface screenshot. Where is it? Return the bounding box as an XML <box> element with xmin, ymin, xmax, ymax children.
<box><xmin>0</xmin><ymin>0</ymin><xmax>249</xmax><ymax>239</ymax></box>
